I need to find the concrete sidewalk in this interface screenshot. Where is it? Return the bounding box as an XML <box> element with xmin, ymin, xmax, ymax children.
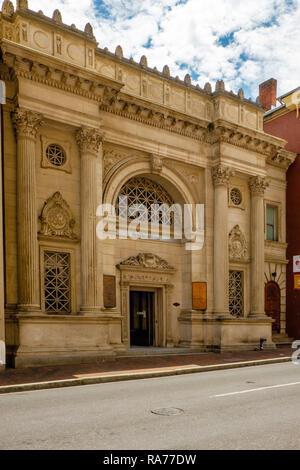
<box><xmin>0</xmin><ymin>347</ymin><xmax>292</xmax><ymax>394</ymax></box>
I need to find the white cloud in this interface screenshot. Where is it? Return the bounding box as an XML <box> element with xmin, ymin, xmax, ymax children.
<box><xmin>16</xmin><ymin>0</ymin><xmax>300</xmax><ymax>99</ymax></box>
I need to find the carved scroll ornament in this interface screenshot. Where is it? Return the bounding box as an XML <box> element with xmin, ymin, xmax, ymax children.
<box><xmin>119</xmin><ymin>253</ymin><xmax>174</xmax><ymax>270</ymax></box>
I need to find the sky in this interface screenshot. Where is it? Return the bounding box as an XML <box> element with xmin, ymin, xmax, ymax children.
<box><xmin>27</xmin><ymin>0</ymin><xmax>300</xmax><ymax>101</ymax></box>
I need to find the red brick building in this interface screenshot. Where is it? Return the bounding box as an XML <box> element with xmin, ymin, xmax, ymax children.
<box><xmin>261</xmin><ymin>79</ymin><xmax>300</xmax><ymax>340</ymax></box>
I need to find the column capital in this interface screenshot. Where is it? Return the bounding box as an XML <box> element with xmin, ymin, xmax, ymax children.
<box><xmin>212</xmin><ymin>164</ymin><xmax>233</xmax><ymax>187</ymax></box>
<box><xmin>76</xmin><ymin>126</ymin><xmax>104</xmax><ymax>156</ymax></box>
<box><xmin>12</xmin><ymin>108</ymin><xmax>43</xmax><ymax>141</ymax></box>
<box><xmin>248</xmin><ymin>176</ymin><xmax>269</xmax><ymax>196</ymax></box>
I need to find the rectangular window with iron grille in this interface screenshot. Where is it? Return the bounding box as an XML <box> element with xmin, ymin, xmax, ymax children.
<box><xmin>44</xmin><ymin>251</ymin><xmax>71</xmax><ymax>314</ymax></box>
<box><xmin>229</xmin><ymin>270</ymin><xmax>244</xmax><ymax>317</ymax></box>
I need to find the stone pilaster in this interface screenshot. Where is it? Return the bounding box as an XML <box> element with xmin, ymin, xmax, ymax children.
<box><xmin>76</xmin><ymin>127</ymin><xmax>104</xmax><ymax>314</ymax></box>
<box><xmin>12</xmin><ymin>108</ymin><xmax>43</xmax><ymax>312</ymax></box>
<box><xmin>249</xmin><ymin>176</ymin><xmax>269</xmax><ymax>317</ymax></box>
<box><xmin>120</xmin><ymin>281</ymin><xmax>130</xmax><ymax>346</ymax></box>
<box><xmin>212</xmin><ymin>164</ymin><xmax>231</xmax><ymax>317</ymax></box>
<box><xmin>0</xmin><ymin>108</ymin><xmax>5</xmax><ymax>369</ymax></box>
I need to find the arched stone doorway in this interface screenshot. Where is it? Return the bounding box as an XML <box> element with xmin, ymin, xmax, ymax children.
<box><xmin>265</xmin><ymin>282</ymin><xmax>281</xmax><ymax>333</ymax></box>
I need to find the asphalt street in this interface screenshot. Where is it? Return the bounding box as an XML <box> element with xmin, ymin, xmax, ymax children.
<box><xmin>0</xmin><ymin>362</ymin><xmax>300</xmax><ymax>450</ymax></box>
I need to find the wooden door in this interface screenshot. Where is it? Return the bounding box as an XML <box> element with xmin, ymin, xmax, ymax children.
<box><xmin>265</xmin><ymin>282</ymin><xmax>281</xmax><ymax>333</ymax></box>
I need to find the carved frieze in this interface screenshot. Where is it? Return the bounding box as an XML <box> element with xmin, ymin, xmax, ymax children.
<box><xmin>229</xmin><ymin>225</ymin><xmax>248</xmax><ymax>261</ymax></box>
<box><xmin>39</xmin><ymin>192</ymin><xmax>77</xmax><ymax>239</ymax></box>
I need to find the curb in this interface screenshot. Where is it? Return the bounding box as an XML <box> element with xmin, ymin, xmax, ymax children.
<box><xmin>0</xmin><ymin>356</ymin><xmax>292</xmax><ymax>395</ymax></box>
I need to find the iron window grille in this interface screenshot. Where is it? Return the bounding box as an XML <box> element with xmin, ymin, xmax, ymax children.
<box><xmin>229</xmin><ymin>270</ymin><xmax>244</xmax><ymax>317</ymax></box>
<box><xmin>44</xmin><ymin>251</ymin><xmax>71</xmax><ymax>314</ymax></box>
<box><xmin>117</xmin><ymin>176</ymin><xmax>176</xmax><ymax>225</ymax></box>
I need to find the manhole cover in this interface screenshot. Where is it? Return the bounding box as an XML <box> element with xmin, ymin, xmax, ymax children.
<box><xmin>151</xmin><ymin>407</ymin><xmax>184</xmax><ymax>416</ymax></box>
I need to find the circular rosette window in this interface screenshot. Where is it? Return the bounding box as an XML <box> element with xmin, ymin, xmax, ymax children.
<box><xmin>46</xmin><ymin>144</ymin><xmax>66</xmax><ymax>167</ymax></box>
<box><xmin>230</xmin><ymin>188</ymin><xmax>242</xmax><ymax>206</ymax></box>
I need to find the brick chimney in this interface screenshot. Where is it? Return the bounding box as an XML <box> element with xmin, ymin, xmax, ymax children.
<box><xmin>259</xmin><ymin>78</ymin><xmax>277</xmax><ymax>111</ymax></box>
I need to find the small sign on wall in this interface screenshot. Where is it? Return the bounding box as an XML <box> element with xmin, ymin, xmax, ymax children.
<box><xmin>294</xmin><ymin>275</ymin><xmax>300</xmax><ymax>290</ymax></box>
<box><xmin>192</xmin><ymin>282</ymin><xmax>207</xmax><ymax>311</ymax></box>
<box><xmin>103</xmin><ymin>275</ymin><xmax>116</xmax><ymax>308</ymax></box>
<box><xmin>293</xmin><ymin>256</ymin><xmax>300</xmax><ymax>273</ymax></box>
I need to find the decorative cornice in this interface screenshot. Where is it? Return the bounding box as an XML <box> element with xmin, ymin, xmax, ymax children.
<box><xmin>11</xmin><ymin>108</ymin><xmax>43</xmax><ymax>140</ymax></box>
<box><xmin>209</xmin><ymin>122</ymin><xmax>282</xmax><ymax>158</ymax></box>
<box><xmin>100</xmin><ymin>93</ymin><xmax>210</xmax><ymax>141</ymax></box>
<box><xmin>1</xmin><ymin>43</ymin><xmax>123</xmax><ymax>106</ymax></box>
<box><xmin>248</xmin><ymin>176</ymin><xmax>269</xmax><ymax>196</ymax></box>
<box><xmin>267</xmin><ymin>148</ymin><xmax>297</xmax><ymax>169</ymax></box>
<box><xmin>212</xmin><ymin>164</ymin><xmax>233</xmax><ymax>187</ymax></box>
<box><xmin>100</xmin><ymin>96</ymin><xmax>285</xmax><ymax>157</ymax></box>
<box><xmin>1</xmin><ymin>44</ymin><xmax>286</xmax><ymax>159</ymax></box>
<box><xmin>76</xmin><ymin>127</ymin><xmax>104</xmax><ymax>156</ymax></box>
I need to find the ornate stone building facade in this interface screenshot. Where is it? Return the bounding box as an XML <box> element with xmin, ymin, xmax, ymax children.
<box><xmin>0</xmin><ymin>1</ymin><xmax>296</xmax><ymax>367</ymax></box>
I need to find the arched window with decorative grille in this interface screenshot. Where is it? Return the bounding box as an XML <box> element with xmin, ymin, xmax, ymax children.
<box><xmin>117</xmin><ymin>176</ymin><xmax>176</xmax><ymax>224</ymax></box>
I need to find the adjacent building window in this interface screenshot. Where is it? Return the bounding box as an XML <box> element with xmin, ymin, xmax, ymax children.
<box><xmin>266</xmin><ymin>205</ymin><xmax>278</xmax><ymax>241</ymax></box>
<box><xmin>229</xmin><ymin>270</ymin><xmax>244</xmax><ymax>317</ymax></box>
<box><xmin>44</xmin><ymin>251</ymin><xmax>71</xmax><ymax>314</ymax></box>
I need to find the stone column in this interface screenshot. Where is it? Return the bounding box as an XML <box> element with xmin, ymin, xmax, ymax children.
<box><xmin>0</xmin><ymin>105</ymin><xmax>5</xmax><ymax>369</ymax></box>
<box><xmin>12</xmin><ymin>109</ymin><xmax>43</xmax><ymax>312</ymax></box>
<box><xmin>249</xmin><ymin>176</ymin><xmax>269</xmax><ymax>317</ymax></box>
<box><xmin>76</xmin><ymin>127</ymin><xmax>104</xmax><ymax>314</ymax></box>
<box><xmin>212</xmin><ymin>164</ymin><xmax>231</xmax><ymax>317</ymax></box>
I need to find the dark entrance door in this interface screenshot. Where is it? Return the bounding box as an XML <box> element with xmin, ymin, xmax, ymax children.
<box><xmin>130</xmin><ymin>291</ymin><xmax>154</xmax><ymax>346</ymax></box>
<box><xmin>265</xmin><ymin>282</ymin><xmax>281</xmax><ymax>333</ymax></box>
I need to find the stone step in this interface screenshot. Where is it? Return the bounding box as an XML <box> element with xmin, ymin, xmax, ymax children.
<box><xmin>116</xmin><ymin>347</ymin><xmax>206</xmax><ymax>358</ymax></box>
<box><xmin>273</xmin><ymin>334</ymin><xmax>294</xmax><ymax>347</ymax></box>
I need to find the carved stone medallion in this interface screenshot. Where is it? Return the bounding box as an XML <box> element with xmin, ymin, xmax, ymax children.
<box><xmin>229</xmin><ymin>225</ymin><xmax>247</xmax><ymax>261</ymax></box>
<box><xmin>39</xmin><ymin>192</ymin><xmax>77</xmax><ymax>239</ymax></box>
